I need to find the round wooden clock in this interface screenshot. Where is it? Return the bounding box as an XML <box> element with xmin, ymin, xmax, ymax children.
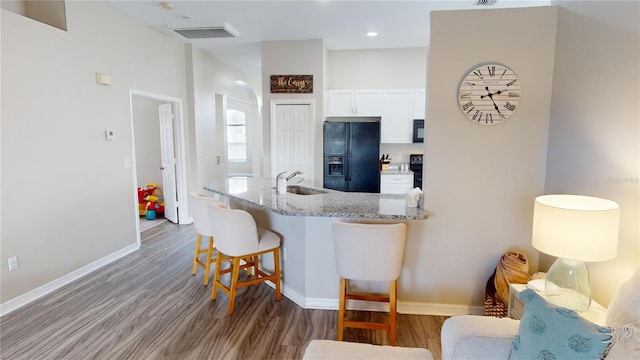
<box><xmin>458</xmin><ymin>63</ymin><xmax>521</xmax><ymax>125</ymax></box>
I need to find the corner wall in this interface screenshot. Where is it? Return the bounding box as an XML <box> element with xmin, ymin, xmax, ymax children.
<box><xmin>423</xmin><ymin>6</ymin><xmax>558</xmax><ymax>305</ymax></box>
<box><xmin>545</xmin><ymin>1</ymin><xmax>639</xmax><ymax>305</ymax></box>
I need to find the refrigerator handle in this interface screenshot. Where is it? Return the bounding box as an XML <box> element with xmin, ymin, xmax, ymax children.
<box><xmin>345</xmin><ymin>123</ymin><xmax>351</xmax><ymax>183</ymax></box>
<box><xmin>346</xmin><ymin>149</ymin><xmax>351</xmax><ymax>182</ymax></box>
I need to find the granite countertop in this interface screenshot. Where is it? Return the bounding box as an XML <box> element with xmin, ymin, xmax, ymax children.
<box><xmin>203</xmin><ymin>177</ymin><xmax>427</xmax><ymax>220</ymax></box>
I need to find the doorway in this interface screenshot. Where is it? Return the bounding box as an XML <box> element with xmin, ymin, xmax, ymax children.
<box><xmin>129</xmin><ymin>90</ymin><xmax>189</xmax><ymax>244</ymax></box>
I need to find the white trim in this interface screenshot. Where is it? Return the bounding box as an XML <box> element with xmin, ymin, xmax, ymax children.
<box><xmin>269</xmin><ymin>279</ymin><xmax>485</xmax><ymax>316</ymax></box>
<box><xmin>282</xmin><ymin>285</ymin><xmax>307</xmax><ymax>309</ymax></box>
<box><xmin>302</xmin><ymin>297</ymin><xmax>484</xmax><ymax>316</ymax></box>
<box><xmin>304</xmin><ymin>297</ymin><xmax>338</xmax><ymax>310</ymax></box>
<box><xmin>264</xmin><ymin>281</ymin><xmax>307</xmax><ymax>309</ymax></box>
<box><xmin>0</xmin><ymin>244</ymin><xmax>139</xmax><ymax>317</ymax></box>
<box><xmin>398</xmin><ymin>301</ymin><xmax>485</xmax><ymax>316</ymax></box>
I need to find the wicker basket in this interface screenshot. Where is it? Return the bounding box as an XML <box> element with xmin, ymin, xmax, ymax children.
<box><xmin>484</xmin><ymin>291</ymin><xmax>508</xmax><ymax>318</ymax></box>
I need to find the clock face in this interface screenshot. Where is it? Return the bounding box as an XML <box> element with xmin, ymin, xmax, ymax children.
<box><xmin>458</xmin><ymin>63</ymin><xmax>521</xmax><ymax>125</ymax></box>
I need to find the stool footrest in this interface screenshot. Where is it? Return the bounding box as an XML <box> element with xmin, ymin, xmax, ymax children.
<box><xmin>344</xmin><ymin>321</ymin><xmax>390</xmax><ymax>331</ymax></box>
<box><xmin>346</xmin><ymin>293</ymin><xmax>390</xmax><ymax>302</ymax></box>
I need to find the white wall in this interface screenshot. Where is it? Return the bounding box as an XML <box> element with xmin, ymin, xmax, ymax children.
<box><xmin>185</xmin><ymin>45</ymin><xmax>262</xmax><ymax>193</ymax></box>
<box><xmin>0</xmin><ymin>2</ymin><xmax>188</xmax><ymax>304</ymax></box>
<box><xmin>326</xmin><ymin>48</ymin><xmax>427</xmax><ymax>164</ymax></box>
<box><xmin>327</xmin><ymin>48</ymin><xmax>428</xmax><ymax>89</ymax></box>
<box><xmin>261</xmin><ymin>40</ymin><xmax>326</xmax><ymax>185</ymax></box>
<box><xmin>545</xmin><ymin>1</ymin><xmax>639</xmax><ymax>305</ymax></box>
<box><xmin>132</xmin><ymin>96</ymin><xmax>163</xmax><ymax>191</ymax></box>
<box><xmin>423</xmin><ymin>6</ymin><xmax>558</xmax><ymax>305</ymax></box>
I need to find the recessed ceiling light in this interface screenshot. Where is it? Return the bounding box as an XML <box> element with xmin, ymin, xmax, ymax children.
<box><xmin>161</xmin><ymin>2</ymin><xmax>175</xmax><ymax>10</ymax></box>
<box><xmin>367</xmin><ymin>32</ymin><xmax>378</xmax><ymax>37</ymax></box>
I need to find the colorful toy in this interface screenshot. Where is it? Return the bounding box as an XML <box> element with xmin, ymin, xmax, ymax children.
<box><xmin>144</xmin><ymin>195</ymin><xmax>165</xmax><ymax>220</ymax></box>
<box><xmin>138</xmin><ymin>184</ymin><xmax>157</xmax><ymax>216</ymax></box>
<box><xmin>138</xmin><ymin>184</ymin><xmax>163</xmax><ymax>216</ymax></box>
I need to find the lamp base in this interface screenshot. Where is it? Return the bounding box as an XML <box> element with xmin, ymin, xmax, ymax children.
<box><xmin>544</xmin><ymin>258</ymin><xmax>591</xmax><ymax>312</ymax></box>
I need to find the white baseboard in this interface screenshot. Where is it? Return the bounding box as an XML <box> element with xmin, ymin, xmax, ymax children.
<box><xmin>303</xmin><ymin>297</ymin><xmax>485</xmax><ymax>316</ymax></box>
<box><xmin>267</xmin><ymin>282</ymin><xmax>484</xmax><ymax>316</ymax></box>
<box><xmin>0</xmin><ymin>243</ymin><xmax>140</xmax><ymax>317</ymax></box>
<box><xmin>398</xmin><ymin>301</ymin><xmax>485</xmax><ymax>316</ymax></box>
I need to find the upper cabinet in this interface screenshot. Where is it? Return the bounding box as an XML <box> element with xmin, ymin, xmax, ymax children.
<box><xmin>413</xmin><ymin>89</ymin><xmax>426</xmax><ymax>120</ymax></box>
<box><xmin>381</xmin><ymin>89</ymin><xmax>413</xmax><ymax>143</ymax></box>
<box><xmin>327</xmin><ymin>90</ymin><xmax>382</xmax><ymax>116</ymax></box>
<box><xmin>326</xmin><ymin>88</ymin><xmax>425</xmax><ymax>143</ymax></box>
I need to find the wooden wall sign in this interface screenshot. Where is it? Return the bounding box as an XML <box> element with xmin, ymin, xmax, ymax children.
<box><xmin>270</xmin><ymin>75</ymin><xmax>313</xmax><ymax>93</ymax></box>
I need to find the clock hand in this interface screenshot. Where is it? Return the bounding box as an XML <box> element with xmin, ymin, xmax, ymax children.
<box><xmin>480</xmin><ymin>87</ymin><xmax>506</xmax><ymax>118</ymax></box>
<box><xmin>480</xmin><ymin>86</ymin><xmax>493</xmax><ymax>99</ymax></box>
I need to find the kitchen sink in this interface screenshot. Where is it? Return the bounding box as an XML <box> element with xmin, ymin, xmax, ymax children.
<box><xmin>286</xmin><ymin>185</ymin><xmax>328</xmax><ymax>195</ymax></box>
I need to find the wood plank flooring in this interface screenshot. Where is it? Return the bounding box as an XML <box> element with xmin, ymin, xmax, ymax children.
<box><xmin>0</xmin><ymin>222</ymin><xmax>447</xmax><ymax>360</ymax></box>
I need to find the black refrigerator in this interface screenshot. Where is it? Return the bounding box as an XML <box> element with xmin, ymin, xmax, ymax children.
<box><xmin>323</xmin><ymin>120</ymin><xmax>380</xmax><ymax>193</ymax></box>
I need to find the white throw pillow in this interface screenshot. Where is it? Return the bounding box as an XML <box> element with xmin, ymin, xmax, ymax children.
<box><xmin>606</xmin><ymin>268</ymin><xmax>640</xmax><ymax>328</ymax></box>
<box><xmin>605</xmin><ymin>325</ymin><xmax>640</xmax><ymax>360</ymax></box>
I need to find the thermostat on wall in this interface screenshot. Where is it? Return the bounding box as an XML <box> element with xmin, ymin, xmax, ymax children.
<box><xmin>105</xmin><ymin>129</ymin><xmax>115</xmax><ymax>140</ymax></box>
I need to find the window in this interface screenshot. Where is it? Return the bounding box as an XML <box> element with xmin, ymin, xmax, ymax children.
<box><xmin>226</xmin><ymin>109</ymin><xmax>247</xmax><ymax>162</ymax></box>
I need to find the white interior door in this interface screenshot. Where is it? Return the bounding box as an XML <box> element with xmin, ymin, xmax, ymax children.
<box><xmin>158</xmin><ymin>103</ymin><xmax>178</xmax><ymax>223</ymax></box>
<box><xmin>273</xmin><ymin>104</ymin><xmax>313</xmax><ymax>182</ymax></box>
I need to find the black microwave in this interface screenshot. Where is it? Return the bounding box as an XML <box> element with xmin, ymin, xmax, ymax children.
<box><xmin>413</xmin><ymin>119</ymin><xmax>424</xmax><ymax>143</ymax></box>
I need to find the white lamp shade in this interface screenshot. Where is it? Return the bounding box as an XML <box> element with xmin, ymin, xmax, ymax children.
<box><xmin>532</xmin><ymin>194</ymin><xmax>619</xmax><ymax>262</ymax></box>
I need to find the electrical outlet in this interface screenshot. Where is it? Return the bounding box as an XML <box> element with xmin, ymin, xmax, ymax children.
<box><xmin>8</xmin><ymin>256</ymin><xmax>18</xmax><ymax>271</ymax></box>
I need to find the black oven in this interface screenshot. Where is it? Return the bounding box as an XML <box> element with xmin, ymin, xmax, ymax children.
<box><xmin>413</xmin><ymin>119</ymin><xmax>424</xmax><ymax>143</ymax></box>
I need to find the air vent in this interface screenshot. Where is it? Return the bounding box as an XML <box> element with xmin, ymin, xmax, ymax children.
<box><xmin>172</xmin><ymin>24</ymin><xmax>238</xmax><ymax>39</ymax></box>
<box><xmin>474</xmin><ymin>0</ymin><xmax>497</xmax><ymax>5</ymax></box>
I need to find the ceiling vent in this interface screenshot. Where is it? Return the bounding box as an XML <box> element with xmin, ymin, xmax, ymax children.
<box><xmin>172</xmin><ymin>24</ymin><xmax>238</xmax><ymax>39</ymax></box>
<box><xmin>474</xmin><ymin>0</ymin><xmax>497</xmax><ymax>5</ymax></box>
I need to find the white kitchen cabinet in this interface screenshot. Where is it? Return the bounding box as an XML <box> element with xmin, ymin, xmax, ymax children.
<box><xmin>413</xmin><ymin>89</ymin><xmax>426</xmax><ymax>119</ymax></box>
<box><xmin>381</xmin><ymin>89</ymin><xmax>413</xmax><ymax>143</ymax></box>
<box><xmin>380</xmin><ymin>172</ymin><xmax>414</xmax><ymax>194</ymax></box>
<box><xmin>326</xmin><ymin>90</ymin><xmax>381</xmax><ymax>116</ymax></box>
<box><xmin>326</xmin><ymin>90</ymin><xmax>353</xmax><ymax>116</ymax></box>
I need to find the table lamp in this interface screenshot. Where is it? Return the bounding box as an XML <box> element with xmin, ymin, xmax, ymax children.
<box><xmin>531</xmin><ymin>194</ymin><xmax>619</xmax><ymax>312</ymax></box>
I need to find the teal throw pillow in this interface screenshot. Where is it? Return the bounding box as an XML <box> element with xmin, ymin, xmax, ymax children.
<box><xmin>509</xmin><ymin>289</ymin><xmax>612</xmax><ymax>360</ymax></box>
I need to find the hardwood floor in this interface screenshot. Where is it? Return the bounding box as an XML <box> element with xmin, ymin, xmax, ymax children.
<box><xmin>0</xmin><ymin>222</ymin><xmax>447</xmax><ymax>360</ymax></box>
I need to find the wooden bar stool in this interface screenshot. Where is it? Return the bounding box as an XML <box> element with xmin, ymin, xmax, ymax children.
<box><xmin>188</xmin><ymin>192</ymin><xmax>226</xmax><ymax>286</ymax></box>
<box><xmin>332</xmin><ymin>221</ymin><xmax>407</xmax><ymax>345</ymax></box>
<box><xmin>208</xmin><ymin>204</ymin><xmax>281</xmax><ymax>315</ymax></box>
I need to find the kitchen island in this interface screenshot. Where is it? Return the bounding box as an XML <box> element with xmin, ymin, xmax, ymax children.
<box><xmin>203</xmin><ymin>177</ymin><xmax>429</xmax><ymax>311</ymax></box>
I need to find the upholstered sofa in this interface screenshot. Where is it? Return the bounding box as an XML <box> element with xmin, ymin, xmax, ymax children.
<box><xmin>441</xmin><ymin>269</ymin><xmax>640</xmax><ymax>359</ymax></box>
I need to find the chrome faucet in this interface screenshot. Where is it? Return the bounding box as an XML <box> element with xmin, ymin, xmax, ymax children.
<box><xmin>286</xmin><ymin>170</ymin><xmax>304</xmax><ymax>181</ymax></box>
<box><xmin>276</xmin><ymin>171</ymin><xmax>287</xmax><ymax>193</ymax></box>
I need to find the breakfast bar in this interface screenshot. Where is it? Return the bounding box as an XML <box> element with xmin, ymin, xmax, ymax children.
<box><xmin>204</xmin><ymin>177</ymin><xmax>428</xmax><ymax>310</ymax></box>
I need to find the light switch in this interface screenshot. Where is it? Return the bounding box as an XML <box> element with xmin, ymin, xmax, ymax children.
<box><xmin>105</xmin><ymin>129</ymin><xmax>115</xmax><ymax>140</ymax></box>
<box><xmin>124</xmin><ymin>158</ymin><xmax>132</xmax><ymax>168</ymax></box>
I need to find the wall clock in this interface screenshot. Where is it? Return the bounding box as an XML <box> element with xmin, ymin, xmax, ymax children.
<box><xmin>458</xmin><ymin>63</ymin><xmax>521</xmax><ymax>125</ymax></box>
